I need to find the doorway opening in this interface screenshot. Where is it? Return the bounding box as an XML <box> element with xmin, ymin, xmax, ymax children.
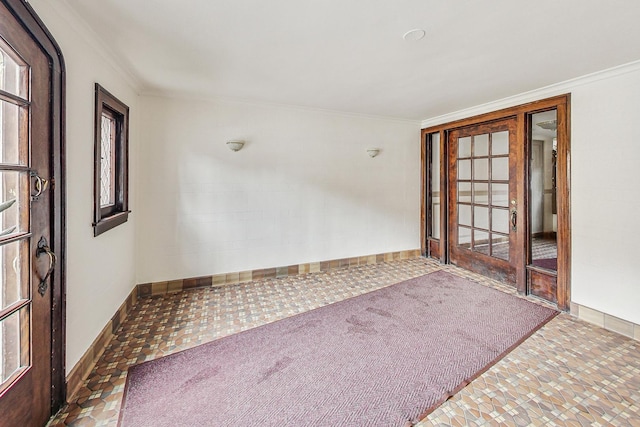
<box><xmin>527</xmin><ymin>110</ymin><xmax>559</xmax><ymax>303</ymax></box>
<box><xmin>421</xmin><ymin>95</ymin><xmax>570</xmax><ymax>310</ymax></box>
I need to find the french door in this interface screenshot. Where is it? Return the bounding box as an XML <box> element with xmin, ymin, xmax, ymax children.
<box><xmin>422</xmin><ymin>95</ymin><xmax>570</xmax><ymax>309</ymax></box>
<box><xmin>448</xmin><ymin>118</ymin><xmax>522</xmax><ymax>284</ymax></box>
<box><xmin>0</xmin><ymin>1</ymin><xmax>58</xmax><ymax>426</ymax></box>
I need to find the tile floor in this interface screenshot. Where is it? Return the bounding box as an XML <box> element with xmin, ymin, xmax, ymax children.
<box><xmin>48</xmin><ymin>258</ymin><xmax>640</xmax><ymax>426</ymax></box>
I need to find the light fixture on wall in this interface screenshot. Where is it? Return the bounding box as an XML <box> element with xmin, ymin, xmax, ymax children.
<box><xmin>226</xmin><ymin>140</ymin><xmax>245</xmax><ymax>152</ymax></box>
<box><xmin>536</xmin><ymin>120</ymin><xmax>557</xmax><ymax>131</ymax></box>
<box><xmin>367</xmin><ymin>148</ymin><xmax>380</xmax><ymax>158</ymax></box>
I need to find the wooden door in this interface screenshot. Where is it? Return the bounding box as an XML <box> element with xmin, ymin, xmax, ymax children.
<box><xmin>448</xmin><ymin>117</ymin><xmax>521</xmax><ymax>284</ymax></box>
<box><xmin>0</xmin><ymin>2</ymin><xmax>56</xmax><ymax>426</ymax></box>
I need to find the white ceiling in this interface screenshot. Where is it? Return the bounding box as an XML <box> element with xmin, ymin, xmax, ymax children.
<box><xmin>64</xmin><ymin>0</ymin><xmax>640</xmax><ymax>121</ymax></box>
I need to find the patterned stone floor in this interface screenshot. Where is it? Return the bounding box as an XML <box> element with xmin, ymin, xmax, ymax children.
<box><xmin>531</xmin><ymin>237</ymin><xmax>557</xmax><ymax>261</ymax></box>
<box><xmin>47</xmin><ymin>258</ymin><xmax>640</xmax><ymax>427</ymax></box>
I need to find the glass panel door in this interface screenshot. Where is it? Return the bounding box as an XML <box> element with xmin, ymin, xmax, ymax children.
<box><xmin>0</xmin><ymin>1</ymin><xmax>58</xmax><ymax>426</ymax></box>
<box><xmin>0</xmin><ymin>39</ymin><xmax>30</xmax><ymax>395</ymax></box>
<box><xmin>0</xmin><ymin>2</ymin><xmax>55</xmax><ymax>424</ymax></box>
<box><xmin>448</xmin><ymin>118</ymin><xmax>519</xmax><ymax>284</ymax></box>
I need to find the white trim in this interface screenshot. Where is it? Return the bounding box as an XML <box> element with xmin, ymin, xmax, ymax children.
<box><xmin>39</xmin><ymin>0</ymin><xmax>143</xmax><ymax>92</ymax></box>
<box><xmin>141</xmin><ymin>91</ymin><xmax>421</xmax><ymax>125</ymax></box>
<box><xmin>421</xmin><ymin>60</ymin><xmax>640</xmax><ymax>128</ymax></box>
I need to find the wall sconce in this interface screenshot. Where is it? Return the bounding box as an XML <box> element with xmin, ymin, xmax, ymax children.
<box><xmin>367</xmin><ymin>148</ymin><xmax>380</xmax><ymax>158</ymax></box>
<box><xmin>226</xmin><ymin>140</ymin><xmax>245</xmax><ymax>152</ymax></box>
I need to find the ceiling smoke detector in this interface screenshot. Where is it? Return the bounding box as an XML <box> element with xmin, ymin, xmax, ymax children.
<box><xmin>403</xmin><ymin>29</ymin><xmax>426</xmax><ymax>41</ymax></box>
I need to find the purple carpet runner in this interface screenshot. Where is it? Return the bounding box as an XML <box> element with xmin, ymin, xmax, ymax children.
<box><xmin>119</xmin><ymin>270</ymin><xmax>557</xmax><ymax>427</ymax></box>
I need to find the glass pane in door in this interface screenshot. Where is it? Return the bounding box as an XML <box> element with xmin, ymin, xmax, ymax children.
<box><xmin>458</xmin><ymin>182</ymin><xmax>471</xmax><ymax>203</ymax></box>
<box><xmin>473</xmin><ymin>158</ymin><xmax>489</xmax><ymax>180</ymax></box>
<box><xmin>429</xmin><ymin>132</ymin><xmax>440</xmax><ymax>239</ymax></box>
<box><xmin>455</xmin><ymin>130</ymin><xmax>511</xmax><ymax>261</ymax></box>
<box><xmin>491</xmin><ymin>208</ymin><xmax>510</xmax><ymax>234</ymax></box>
<box><xmin>491</xmin><ymin>233</ymin><xmax>510</xmax><ymax>260</ymax></box>
<box><xmin>492</xmin><ymin>131</ymin><xmax>509</xmax><ymax>155</ymax></box>
<box><xmin>491</xmin><ymin>157</ymin><xmax>509</xmax><ymax>181</ymax></box>
<box><xmin>473</xmin><ymin>182</ymin><xmax>488</xmax><ymax>205</ymax></box>
<box><xmin>0</xmin><ymin>100</ymin><xmax>28</xmax><ymax>166</ymax></box>
<box><xmin>474</xmin><ymin>134</ymin><xmax>489</xmax><ymax>156</ymax></box>
<box><xmin>458</xmin><ymin>159</ymin><xmax>471</xmax><ymax>180</ymax></box>
<box><xmin>458</xmin><ymin>226</ymin><xmax>471</xmax><ymax>247</ymax></box>
<box><xmin>474</xmin><ymin>206</ymin><xmax>489</xmax><ymax>229</ymax></box>
<box><xmin>0</xmin><ymin>240</ymin><xmax>27</xmax><ymax>311</ymax></box>
<box><xmin>458</xmin><ymin>137</ymin><xmax>471</xmax><ymax>157</ymax></box>
<box><xmin>459</xmin><ymin>204</ymin><xmax>472</xmax><ymax>226</ymax></box>
<box><xmin>474</xmin><ymin>229</ymin><xmax>489</xmax><ymax>254</ymax></box>
<box><xmin>491</xmin><ymin>183</ymin><xmax>509</xmax><ymax>207</ymax></box>
<box><xmin>0</xmin><ymin>43</ymin><xmax>28</xmax><ymax>99</ymax></box>
<box><xmin>0</xmin><ymin>309</ymin><xmax>24</xmax><ymax>385</ymax></box>
<box><xmin>0</xmin><ymin>171</ymin><xmax>28</xmax><ymax>237</ymax></box>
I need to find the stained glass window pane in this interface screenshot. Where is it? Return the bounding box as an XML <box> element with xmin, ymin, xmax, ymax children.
<box><xmin>100</xmin><ymin>113</ymin><xmax>116</xmax><ymax>207</ymax></box>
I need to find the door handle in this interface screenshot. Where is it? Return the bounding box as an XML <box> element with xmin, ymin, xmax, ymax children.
<box><xmin>511</xmin><ymin>209</ymin><xmax>517</xmax><ymax>231</ymax></box>
<box><xmin>30</xmin><ymin>170</ymin><xmax>49</xmax><ymax>201</ymax></box>
<box><xmin>36</xmin><ymin>236</ymin><xmax>56</xmax><ymax>296</ymax></box>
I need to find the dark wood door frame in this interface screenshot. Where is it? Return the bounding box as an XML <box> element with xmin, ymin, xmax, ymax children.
<box><xmin>422</xmin><ymin>129</ymin><xmax>448</xmax><ymax>262</ymax></box>
<box><xmin>421</xmin><ymin>94</ymin><xmax>570</xmax><ymax>310</ymax></box>
<box><xmin>2</xmin><ymin>0</ymin><xmax>66</xmax><ymax>413</ymax></box>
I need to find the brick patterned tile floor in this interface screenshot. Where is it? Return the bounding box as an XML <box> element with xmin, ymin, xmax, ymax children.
<box><xmin>47</xmin><ymin>258</ymin><xmax>640</xmax><ymax>426</ymax></box>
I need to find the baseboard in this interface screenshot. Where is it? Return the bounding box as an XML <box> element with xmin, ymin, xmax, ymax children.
<box><xmin>570</xmin><ymin>302</ymin><xmax>640</xmax><ymax>341</ymax></box>
<box><xmin>137</xmin><ymin>249</ymin><xmax>423</xmax><ymax>297</ymax></box>
<box><xmin>65</xmin><ymin>286</ymin><xmax>138</xmax><ymax>402</ymax></box>
<box><xmin>65</xmin><ymin>249</ymin><xmax>423</xmax><ymax>401</ymax></box>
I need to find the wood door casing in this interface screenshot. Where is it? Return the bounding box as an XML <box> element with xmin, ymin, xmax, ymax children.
<box><xmin>421</xmin><ymin>95</ymin><xmax>571</xmax><ymax>310</ymax></box>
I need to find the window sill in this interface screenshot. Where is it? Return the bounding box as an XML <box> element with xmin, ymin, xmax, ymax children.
<box><xmin>93</xmin><ymin>210</ymin><xmax>130</xmax><ymax>236</ymax></box>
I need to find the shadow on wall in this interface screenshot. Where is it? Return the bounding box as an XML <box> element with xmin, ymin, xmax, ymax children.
<box><xmin>136</xmin><ymin>97</ymin><xmax>420</xmax><ymax>281</ymax></box>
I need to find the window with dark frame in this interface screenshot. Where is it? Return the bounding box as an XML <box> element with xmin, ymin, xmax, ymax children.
<box><xmin>93</xmin><ymin>83</ymin><xmax>129</xmax><ymax>236</ymax></box>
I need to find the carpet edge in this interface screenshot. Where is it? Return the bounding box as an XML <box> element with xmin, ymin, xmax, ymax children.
<box><xmin>414</xmin><ymin>309</ymin><xmax>560</xmax><ymax>424</ymax></box>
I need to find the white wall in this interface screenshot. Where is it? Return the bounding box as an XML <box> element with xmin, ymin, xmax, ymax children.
<box><xmin>30</xmin><ymin>0</ymin><xmax>140</xmax><ymax>371</ymax></box>
<box><xmin>422</xmin><ymin>61</ymin><xmax>640</xmax><ymax>326</ymax></box>
<box><xmin>136</xmin><ymin>96</ymin><xmax>420</xmax><ymax>283</ymax></box>
<box><xmin>530</xmin><ymin>140</ymin><xmax>544</xmax><ymax>234</ymax></box>
<box><xmin>30</xmin><ymin>0</ymin><xmax>640</xmax><ymax>378</ymax></box>
<box><xmin>571</xmin><ymin>67</ymin><xmax>640</xmax><ymax>325</ymax></box>
<box><xmin>542</xmin><ymin>139</ymin><xmax>555</xmax><ymax>233</ymax></box>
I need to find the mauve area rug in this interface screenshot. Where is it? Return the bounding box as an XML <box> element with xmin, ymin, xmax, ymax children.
<box><xmin>533</xmin><ymin>257</ymin><xmax>558</xmax><ymax>271</ymax></box>
<box><xmin>119</xmin><ymin>271</ymin><xmax>557</xmax><ymax>427</ymax></box>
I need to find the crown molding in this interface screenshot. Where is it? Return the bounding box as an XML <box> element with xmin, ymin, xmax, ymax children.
<box><xmin>141</xmin><ymin>90</ymin><xmax>422</xmax><ymax>125</ymax></box>
<box><xmin>421</xmin><ymin>59</ymin><xmax>640</xmax><ymax>128</ymax></box>
<box><xmin>30</xmin><ymin>0</ymin><xmax>143</xmax><ymax>93</ymax></box>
